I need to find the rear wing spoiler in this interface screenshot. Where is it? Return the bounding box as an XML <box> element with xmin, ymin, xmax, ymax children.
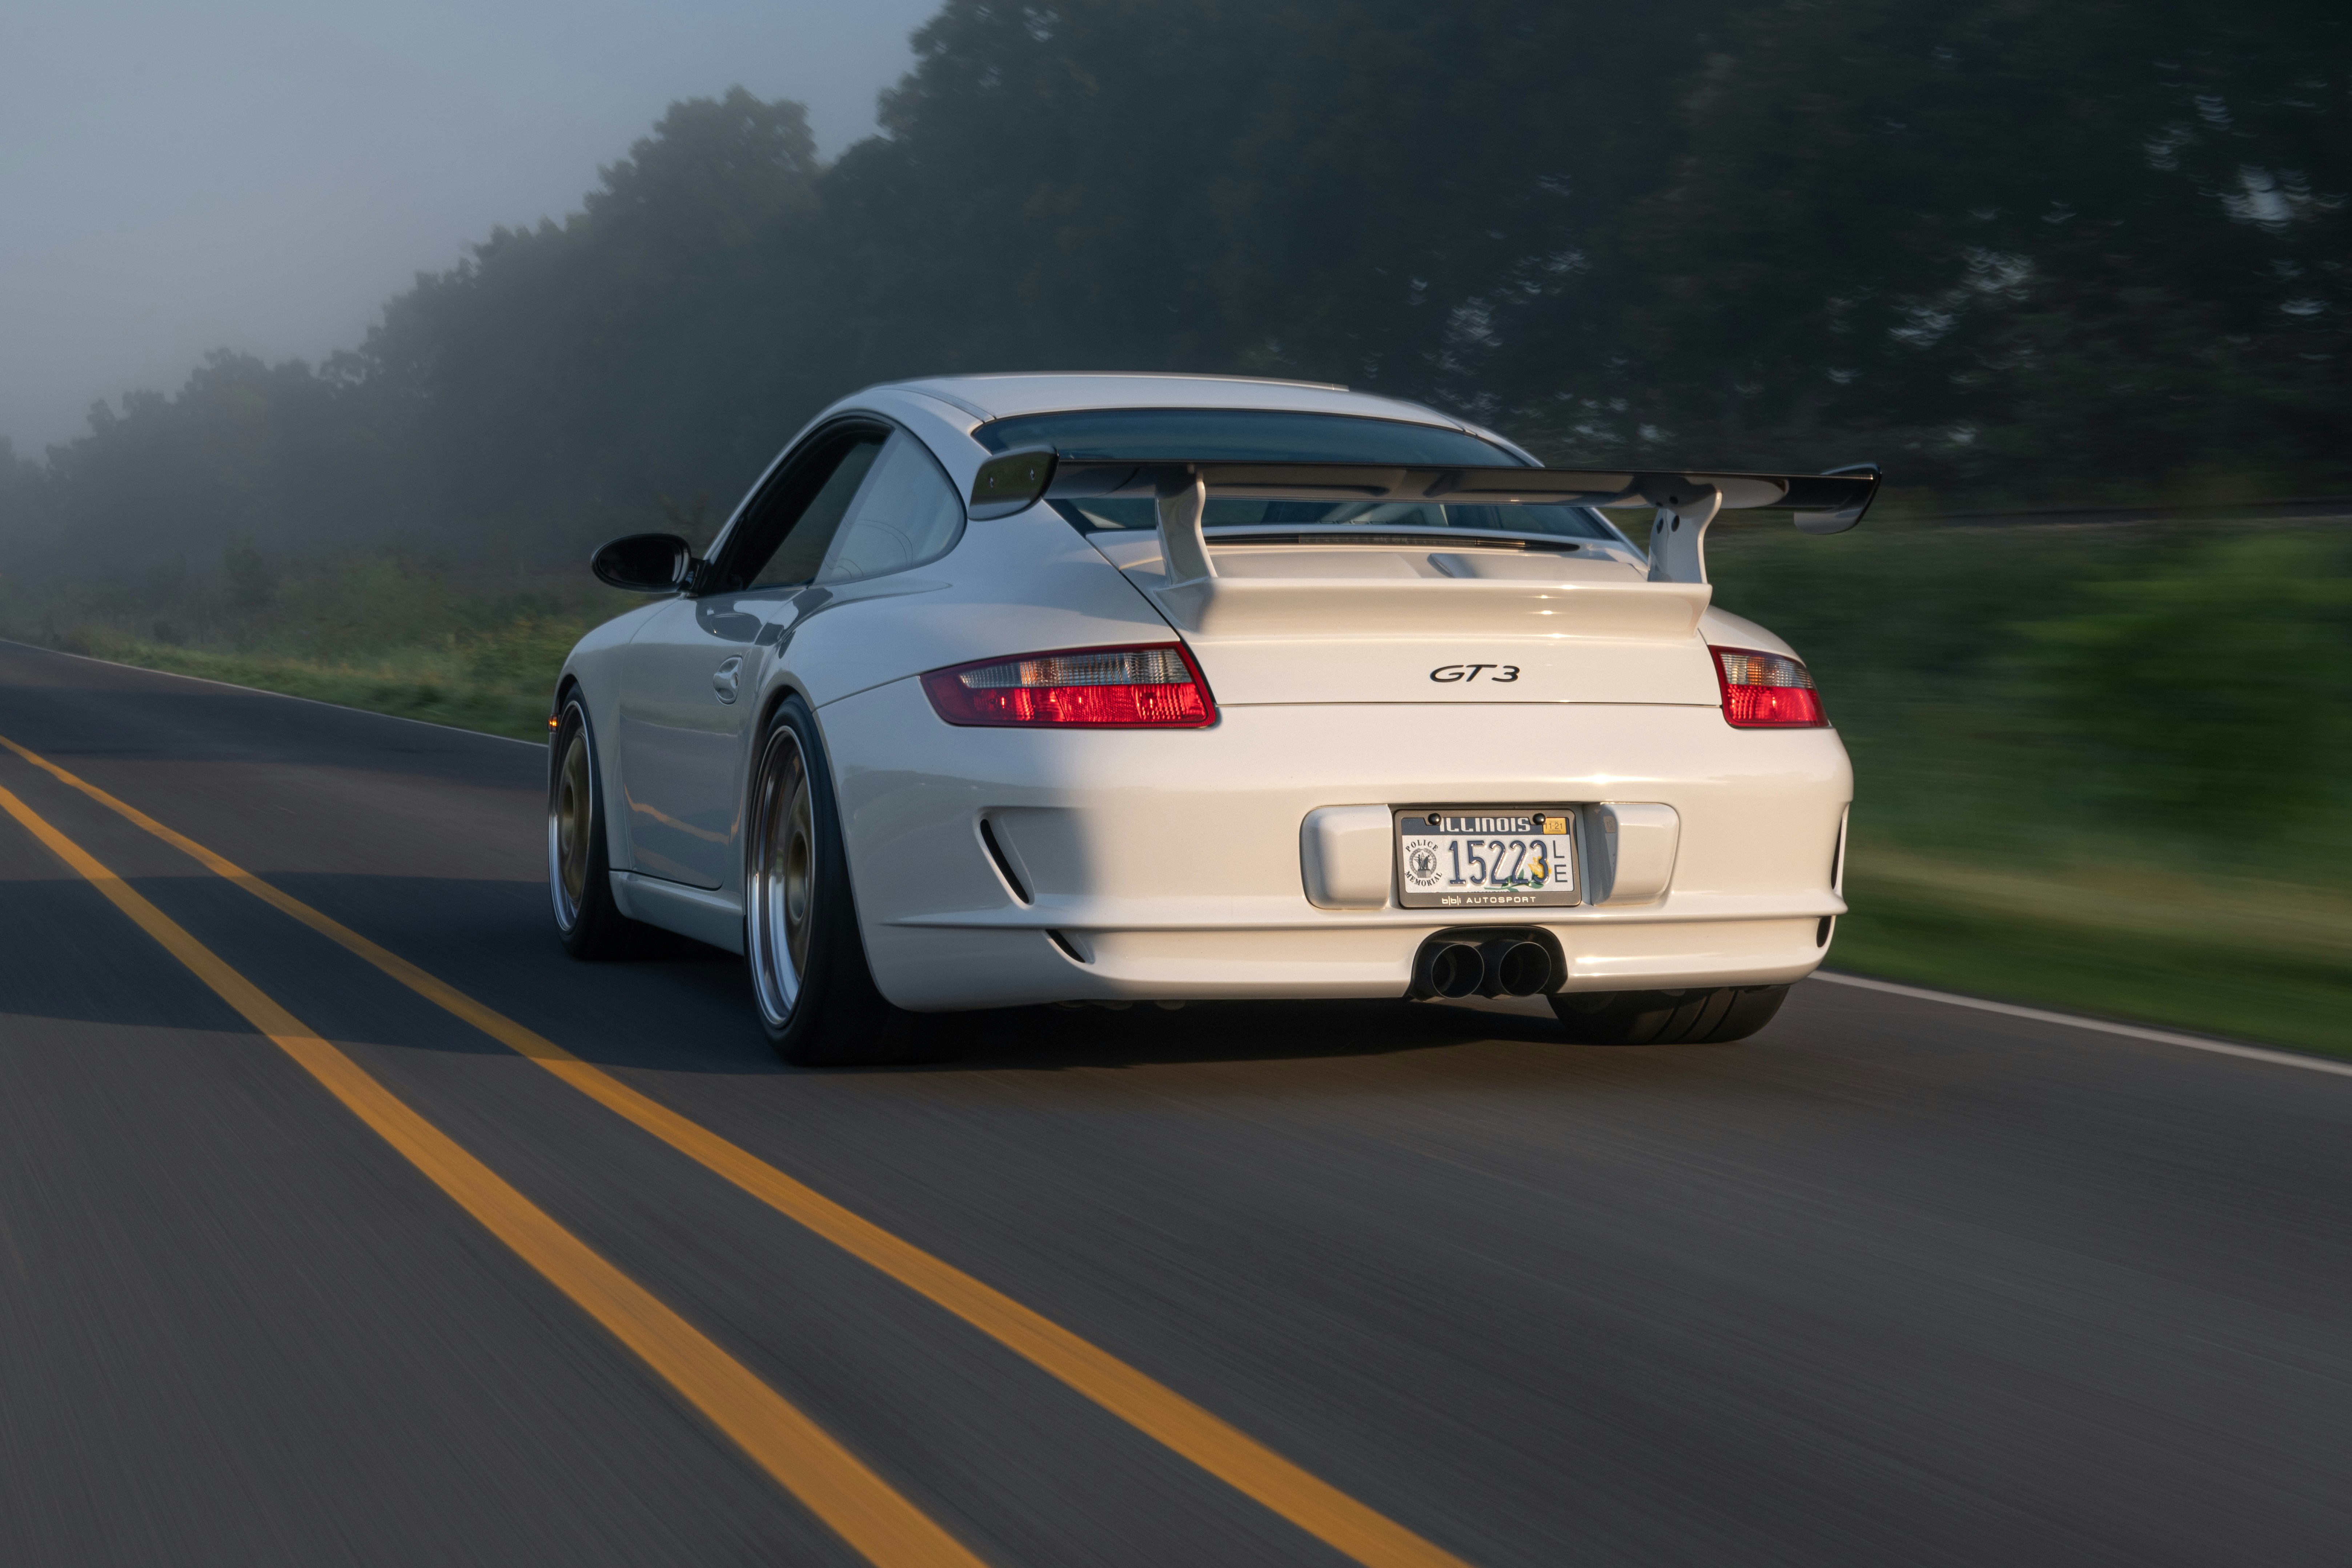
<box><xmin>967</xmin><ymin>452</ymin><xmax>1879</xmax><ymax>586</ymax></box>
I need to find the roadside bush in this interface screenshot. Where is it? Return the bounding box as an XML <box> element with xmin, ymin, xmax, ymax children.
<box><xmin>459</xmin><ymin>616</ymin><xmax>589</xmax><ymax>691</ymax></box>
<box><xmin>1710</xmin><ymin>518</ymin><xmax>2352</xmax><ymax>889</ymax></box>
<box><xmin>2018</xmin><ymin>534</ymin><xmax>2352</xmax><ymax>833</ymax></box>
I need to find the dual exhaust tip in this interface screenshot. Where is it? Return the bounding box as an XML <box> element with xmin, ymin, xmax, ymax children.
<box><xmin>1413</xmin><ymin>935</ymin><xmax>1555</xmax><ymax>999</ymax></box>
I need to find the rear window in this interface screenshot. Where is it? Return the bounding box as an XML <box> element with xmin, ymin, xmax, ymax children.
<box><xmin>973</xmin><ymin>406</ymin><xmax>1619</xmax><ymax>544</ymax></box>
<box><xmin>974</xmin><ymin>407</ymin><xmax>1517</xmax><ymax>465</ymax></box>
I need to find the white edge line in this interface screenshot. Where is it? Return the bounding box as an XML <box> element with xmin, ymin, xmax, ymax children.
<box><xmin>0</xmin><ymin>638</ymin><xmax>548</xmax><ymax>749</ymax></box>
<box><xmin>1810</xmin><ymin>971</ymin><xmax>2352</xmax><ymax>1079</ymax></box>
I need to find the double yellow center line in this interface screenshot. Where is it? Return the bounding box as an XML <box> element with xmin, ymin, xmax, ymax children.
<box><xmin>0</xmin><ymin>769</ymin><xmax>983</xmax><ymax>1568</ymax></box>
<box><xmin>0</xmin><ymin>730</ymin><xmax>1473</xmax><ymax>1568</ymax></box>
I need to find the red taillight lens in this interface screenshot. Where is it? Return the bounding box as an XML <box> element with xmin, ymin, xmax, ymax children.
<box><xmin>921</xmin><ymin>644</ymin><xmax>1217</xmax><ymax>728</ymax></box>
<box><xmin>1711</xmin><ymin>646</ymin><xmax>1826</xmax><ymax>727</ymax></box>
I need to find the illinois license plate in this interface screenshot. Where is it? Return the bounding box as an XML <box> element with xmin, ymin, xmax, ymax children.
<box><xmin>1395</xmin><ymin>808</ymin><xmax>1578</xmax><ymax>908</ymax></box>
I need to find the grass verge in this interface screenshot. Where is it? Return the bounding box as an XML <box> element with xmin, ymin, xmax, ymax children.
<box><xmin>33</xmin><ymin>635</ymin><xmax>558</xmax><ymax>743</ymax></box>
<box><xmin>1833</xmin><ymin>844</ymin><xmax>2352</xmax><ymax>1057</ymax></box>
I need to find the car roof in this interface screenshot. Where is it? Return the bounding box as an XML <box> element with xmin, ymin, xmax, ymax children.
<box><xmin>878</xmin><ymin>372</ymin><xmax>1479</xmax><ymax>432</ymax></box>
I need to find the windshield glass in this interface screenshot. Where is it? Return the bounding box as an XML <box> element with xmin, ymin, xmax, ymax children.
<box><xmin>971</xmin><ymin>407</ymin><xmax>1623</xmax><ymax>544</ymax></box>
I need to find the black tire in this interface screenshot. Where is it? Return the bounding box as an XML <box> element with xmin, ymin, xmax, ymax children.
<box><xmin>1549</xmin><ymin>984</ymin><xmax>1789</xmax><ymax>1045</ymax></box>
<box><xmin>743</xmin><ymin>696</ymin><xmax>908</xmax><ymax>1066</ymax></box>
<box><xmin>549</xmin><ymin>694</ymin><xmax>636</xmax><ymax>959</ymax></box>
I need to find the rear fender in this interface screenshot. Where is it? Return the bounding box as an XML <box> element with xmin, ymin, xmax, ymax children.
<box><xmin>776</xmin><ymin>508</ymin><xmax>1176</xmax><ymax>712</ymax></box>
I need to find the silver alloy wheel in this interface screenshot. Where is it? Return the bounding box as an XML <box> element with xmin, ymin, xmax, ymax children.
<box><xmin>548</xmin><ymin>706</ymin><xmax>594</xmax><ymax>931</ymax></box>
<box><xmin>747</xmin><ymin>722</ymin><xmax>815</xmax><ymax>1028</ymax></box>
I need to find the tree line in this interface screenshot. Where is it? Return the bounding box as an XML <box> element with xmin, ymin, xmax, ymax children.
<box><xmin>6</xmin><ymin>0</ymin><xmax>2345</xmax><ymax>579</ymax></box>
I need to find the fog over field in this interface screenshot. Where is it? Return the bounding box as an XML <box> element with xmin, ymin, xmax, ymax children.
<box><xmin>0</xmin><ymin>0</ymin><xmax>938</xmax><ymax>452</ymax></box>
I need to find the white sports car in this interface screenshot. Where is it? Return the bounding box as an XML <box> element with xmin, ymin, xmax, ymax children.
<box><xmin>549</xmin><ymin>374</ymin><xmax>1873</xmax><ymax>1064</ymax></box>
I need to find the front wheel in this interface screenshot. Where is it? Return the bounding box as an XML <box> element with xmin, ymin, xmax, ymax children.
<box><xmin>744</xmin><ymin>697</ymin><xmax>906</xmax><ymax>1065</ymax></box>
<box><xmin>549</xmin><ymin>695</ymin><xmax>634</xmax><ymax>959</ymax></box>
<box><xmin>1549</xmin><ymin>985</ymin><xmax>1789</xmax><ymax>1045</ymax></box>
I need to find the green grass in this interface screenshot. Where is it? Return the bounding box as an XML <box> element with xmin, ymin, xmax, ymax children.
<box><xmin>1710</xmin><ymin>518</ymin><xmax>2352</xmax><ymax>1058</ymax></box>
<box><xmin>4</xmin><ymin>551</ymin><xmax>626</xmax><ymax>744</ymax></box>
<box><xmin>39</xmin><ymin>633</ymin><xmax>563</xmax><ymax>743</ymax></box>
<box><xmin>1832</xmin><ymin>843</ymin><xmax>2352</xmax><ymax>1056</ymax></box>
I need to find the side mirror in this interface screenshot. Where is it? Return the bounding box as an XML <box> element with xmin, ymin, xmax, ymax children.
<box><xmin>591</xmin><ymin>533</ymin><xmax>695</xmax><ymax>593</ymax></box>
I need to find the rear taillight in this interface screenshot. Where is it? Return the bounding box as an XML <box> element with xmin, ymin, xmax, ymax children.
<box><xmin>1710</xmin><ymin>646</ymin><xmax>1826</xmax><ymax>727</ymax></box>
<box><xmin>921</xmin><ymin>644</ymin><xmax>1217</xmax><ymax>728</ymax></box>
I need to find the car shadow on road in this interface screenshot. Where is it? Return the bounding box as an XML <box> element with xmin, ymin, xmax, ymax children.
<box><xmin>523</xmin><ymin>942</ymin><xmax>1575</xmax><ymax>1074</ymax></box>
<box><xmin>886</xmin><ymin>995</ymin><xmax>1567</xmax><ymax>1072</ymax></box>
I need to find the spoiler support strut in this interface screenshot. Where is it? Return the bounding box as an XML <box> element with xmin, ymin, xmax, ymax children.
<box><xmin>1155</xmin><ymin>471</ymin><xmax>1215</xmax><ymax>585</ymax></box>
<box><xmin>1641</xmin><ymin>480</ymin><xmax>1724</xmax><ymax>586</ymax></box>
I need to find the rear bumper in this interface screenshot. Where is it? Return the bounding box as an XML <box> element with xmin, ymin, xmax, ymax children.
<box><xmin>823</xmin><ymin>680</ymin><xmax>1850</xmax><ymax>1010</ymax></box>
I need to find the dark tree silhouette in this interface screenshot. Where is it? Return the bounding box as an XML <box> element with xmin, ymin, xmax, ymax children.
<box><xmin>9</xmin><ymin>0</ymin><xmax>2345</xmax><ymax>575</ymax></box>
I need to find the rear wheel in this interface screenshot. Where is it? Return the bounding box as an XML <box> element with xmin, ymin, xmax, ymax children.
<box><xmin>745</xmin><ymin>697</ymin><xmax>906</xmax><ymax>1066</ymax></box>
<box><xmin>1550</xmin><ymin>985</ymin><xmax>1789</xmax><ymax>1045</ymax></box>
<box><xmin>549</xmin><ymin>695</ymin><xmax>633</xmax><ymax>959</ymax></box>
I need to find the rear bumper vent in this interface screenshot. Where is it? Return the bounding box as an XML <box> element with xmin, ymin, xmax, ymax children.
<box><xmin>978</xmin><ymin>817</ymin><xmax>1030</xmax><ymax>904</ymax></box>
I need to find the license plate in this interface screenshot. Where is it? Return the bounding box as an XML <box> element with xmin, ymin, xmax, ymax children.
<box><xmin>1395</xmin><ymin>808</ymin><xmax>1577</xmax><ymax>908</ymax></box>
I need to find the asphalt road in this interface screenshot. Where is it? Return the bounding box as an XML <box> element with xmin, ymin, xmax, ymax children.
<box><xmin>2</xmin><ymin>638</ymin><xmax>2348</xmax><ymax>1568</ymax></box>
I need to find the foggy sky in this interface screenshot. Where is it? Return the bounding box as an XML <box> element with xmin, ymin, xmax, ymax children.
<box><xmin>0</xmin><ymin>0</ymin><xmax>942</xmax><ymax>455</ymax></box>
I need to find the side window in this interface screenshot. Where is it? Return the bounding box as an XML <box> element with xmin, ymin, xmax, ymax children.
<box><xmin>814</xmin><ymin>433</ymin><xmax>965</xmax><ymax>585</ymax></box>
<box><xmin>726</xmin><ymin>428</ymin><xmax>888</xmax><ymax>591</ymax></box>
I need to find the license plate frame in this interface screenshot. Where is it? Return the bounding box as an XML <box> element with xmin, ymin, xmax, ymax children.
<box><xmin>1394</xmin><ymin>807</ymin><xmax>1578</xmax><ymax>909</ymax></box>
